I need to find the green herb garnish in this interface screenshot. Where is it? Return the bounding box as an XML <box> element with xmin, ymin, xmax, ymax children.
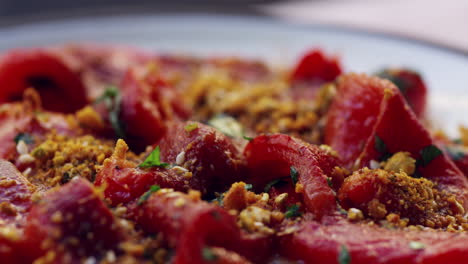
<box><xmin>138</xmin><ymin>146</ymin><xmax>170</xmax><ymax>168</ymax></box>
<box><xmin>94</xmin><ymin>86</ymin><xmax>119</xmax><ymax>103</ymax></box>
<box><xmin>327</xmin><ymin>177</ymin><xmax>333</xmax><ymax>188</ymax></box>
<box><xmin>412</xmin><ymin>171</ymin><xmax>422</xmax><ymax>179</ymax></box>
<box><xmin>374</xmin><ymin>135</ymin><xmax>393</xmax><ymax>161</ymax></box>
<box><xmin>243</xmin><ymin>135</ymin><xmax>253</xmax><ymax>141</ymax></box>
<box><xmin>420</xmin><ymin>145</ymin><xmax>442</xmax><ymax>166</ymax></box>
<box><xmin>338</xmin><ymin>245</ymin><xmax>351</xmax><ymax>264</ymax></box>
<box><xmin>94</xmin><ymin>86</ymin><xmax>125</xmax><ymax>139</ymax></box>
<box><xmin>137</xmin><ymin>185</ymin><xmax>161</xmax><ymax>205</ymax></box>
<box><xmin>212</xmin><ymin>192</ymin><xmax>225</xmax><ymax>206</ymax></box>
<box><xmin>376</xmin><ymin>70</ymin><xmax>409</xmax><ymax>94</ymax></box>
<box><xmin>14</xmin><ymin>132</ymin><xmax>34</xmax><ymax>144</ymax></box>
<box><xmin>184</xmin><ymin>122</ymin><xmax>198</xmax><ymax>132</ymax></box>
<box><xmin>202</xmin><ymin>247</ymin><xmax>218</xmax><ymax>261</ymax></box>
<box><xmin>60</xmin><ymin>172</ymin><xmax>71</xmax><ymax>185</ymax></box>
<box><xmin>409</xmin><ymin>241</ymin><xmax>425</xmax><ymax>250</ymax></box>
<box><xmin>284</xmin><ymin>204</ymin><xmax>302</xmax><ymax>219</ymax></box>
<box><xmin>244</xmin><ymin>184</ymin><xmax>253</xmax><ymax>191</ymax></box>
<box><xmin>290</xmin><ymin>166</ymin><xmax>299</xmax><ymax>185</ymax></box>
<box><xmin>264</xmin><ymin>179</ymin><xmax>281</xmax><ymax>193</ymax></box>
<box><xmin>374</xmin><ymin>135</ymin><xmax>387</xmax><ymax>153</ymax></box>
<box><xmin>338</xmin><ymin>207</ymin><xmax>348</xmax><ymax>216</ymax></box>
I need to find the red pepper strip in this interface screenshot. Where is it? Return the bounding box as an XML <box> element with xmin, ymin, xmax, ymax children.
<box><xmin>22</xmin><ymin>177</ymin><xmax>125</xmax><ymax>263</ymax></box>
<box><xmin>120</xmin><ymin>68</ymin><xmax>190</xmax><ymax>151</ymax></box>
<box><xmin>0</xmin><ymin>234</ymin><xmax>21</xmax><ymax>264</ymax></box>
<box><xmin>325</xmin><ymin>74</ymin><xmax>467</xmax><ymax>205</ymax></box>
<box><xmin>0</xmin><ymin>49</ymin><xmax>87</xmax><ymax>113</ymax></box>
<box><xmin>157</xmin><ymin>121</ymin><xmax>245</xmax><ymax>196</ymax></box>
<box><xmin>130</xmin><ymin>191</ymin><xmax>264</xmax><ymax>263</ymax></box>
<box><xmin>51</xmin><ymin>44</ymin><xmax>154</xmax><ymax>99</ymax></box>
<box><xmin>244</xmin><ymin>134</ymin><xmax>340</xmax><ymax>219</ymax></box>
<box><xmin>324</xmin><ymin>74</ymin><xmax>388</xmax><ymax>168</ymax></box>
<box><xmin>290</xmin><ymin>49</ymin><xmax>342</xmax><ymax>83</ymax></box>
<box><xmin>360</xmin><ymin>89</ymin><xmax>466</xmax><ymax>189</ymax></box>
<box><xmin>119</xmin><ymin>69</ymin><xmax>167</xmax><ymax>148</ymax></box>
<box><xmin>95</xmin><ymin>140</ymin><xmax>190</xmax><ymax>206</ymax></box>
<box><xmin>378</xmin><ymin>69</ymin><xmax>427</xmax><ymax>118</ymax></box>
<box><xmin>279</xmin><ymin>218</ymin><xmax>468</xmax><ymax>264</ymax></box>
<box><xmin>0</xmin><ymin>160</ymin><xmax>35</xmax><ymax>226</ymax></box>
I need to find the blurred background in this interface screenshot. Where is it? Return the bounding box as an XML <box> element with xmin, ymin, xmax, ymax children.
<box><xmin>0</xmin><ymin>0</ymin><xmax>467</xmax><ymax>52</ymax></box>
<box><xmin>0</xmin><ymin>0</ymin><xmax>467</xmax><ymax>134</ymax></box>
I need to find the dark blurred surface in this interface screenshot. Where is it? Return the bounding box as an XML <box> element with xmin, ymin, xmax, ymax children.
<box><xmin>0</xmin><ymin>0</ymin><xmax>290</xmax><ymax>28</ymax></box>
<box><xmin>0</xmin><ymin>0</ymin><xmax>278</xmax><ymax>23</ymax></box>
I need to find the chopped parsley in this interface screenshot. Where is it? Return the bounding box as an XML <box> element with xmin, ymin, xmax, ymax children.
<box><xmin>327</xmin><ymin>177</ymin><xmax>333</xmax><ymax>188</ymax></box>
<box><xmin>412</xmin><ymin>171</ymin><xmax>422</xmax><ymax>179</ymax></box>
<box><xmin>284</xmin><ymin>204</ymin><xmax>302</xmax><ymax>219</ymax></box>
<box><xmin>264</xmin><ymin>178</ymin><xmax>281</xmax><ymax>193</ymax></box>
<box><xmin>244</xmin><ymin>184</ymin><xmax>253</xmax><ymax>191</ymax></box>
<box><xmin>409</xmin><ymin>241</ymin><xmax>425</xmax><ymax>250</ymax></box>
<box><xmin>290</xmin><ymin>166</ymin><xmax>299</xmax><ymax>185</ymax></box>
<box><xmin>184</xmin><ymin>122</ymin><xmax>198</xmax><ymax>132</ymax></box>
<box><xmin>338</xmin><ymin>207</ymin><xmax>348</xmax><ymax>216</ymax></box>
<box><xmin>338</xmin><ymin>245</ymin><xmax>351</xmax><ymax>264</ymax></box>
<box><xmin>376</xmin><ymin>70</ymin><xmax>409</xmax><ymax>94</ymax></box>
<box><xmin>137</xmin><ymin>185</ymin><xmax>161</xmax><ymax>205</ymax></box>
<box><xmin>202</xmin><ymin>247</ymin><xmax>218</xmax><ymax>261</ymax></box>
<box><xmin>212</xmin><ymin>192</ymin><xmax>225</xmax><ymax>206</ymax></box>
<box><xmin>374</xmin><ymin>135</ymin><xmax>387</xmax><ymax>153</ymax></box>
<box><xmin>243</xmin><ymin>135</ymin><xmax>253</xmax><ymax>141</ymax></box>
<box><xmin>14</xmin><ymin>132</ymin><xmax>34</xmax><ymax>144</ymax></box>
<box><xmin>374</xmin><ymin>135</ymin><xmax>392</xmax><ymax>161</ymax></box>
<box><xmin>60</xmin><ymin>172</ymin><xmax>71</xmax><ymax>185</ymax></box>
<box><xmin>138</xmin><ymin>146</ymin><xmax>170</xmax><ymax>168</ymax></box>
<box><xmin>94</xmin><ymin>86</ymin><xmax>125</xmax><ymax>139</ymax></box>
<box><xmin>95</xmin><ymin>86</ymin><xmax>119</xmax><ymax>103</ymax></box>
<box><xmin>420</xmin><ymin>145</ymin><xmax>442</xmax><ymax>167</ymax></box>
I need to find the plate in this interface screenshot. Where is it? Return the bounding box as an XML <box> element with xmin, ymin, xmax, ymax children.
<box><xmin>1</xmin><ymin>14</ymin><xmax>467</xmax><ymax>135</ymax></box>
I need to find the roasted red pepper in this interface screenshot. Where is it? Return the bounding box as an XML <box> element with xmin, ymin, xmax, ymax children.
<box><xmin>377</xmin><ymin>68</ymin><xmax>427</xmax><ymax>118</ymax></box>
<box><xmin>130</xmin><ymin>190</ymin><xmax>265</xmax><ymax>263</ymax></box>
<box><xmin>95</xmin><ymin>140</ymin><xmax>191</xmax><ymax>206</ymax></box>
<box><xmin>120</xmin><ymin>68</ymin><xmax>190</xmax><ymax>151</ymax></box>
<box><xmin>0</xmin><ymin>49</ymin><xmax>88</xmax><ymax>113</ymax></box>
<box><xmin>244</xmin><ymin>134</ymin><xmax>341</xmax><ymax>219</ymax></box>
<box><xmin>279</xmin><ymin>217</ymin><xmax>468</xmax><ymax>264</ymax></box>
<box><xmin>290</xmin><ymin>49</ymin><xmax>342</xmax><ymax>83</ymax></box>
<box><xmin>325</xmin><ymin>73</ymin><xmax>468</xmax><ymax>208</ymax></box>
<box><xmin>22</xmin><ymin>177</ymin><xmax>125</xmax><ymax>263</ymax></box>
<box><xmin>157</xmin><ymin>121</ymin><xmax>245</xmax><ymax>196</ymax></box>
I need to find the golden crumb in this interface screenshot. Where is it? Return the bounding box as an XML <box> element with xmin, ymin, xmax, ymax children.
<box><xmin>383</xmin><ymin>152</ymin><xmax>416</xmax><ymax>175</ymax></box>
<box><xmin>295</xmin><ymin>183</ymin><xmax>304</xmax><ymax>194</ymax></box>
<box><xmin>343</xmin><ymin>168</ymin><xmax>468</xmax><ymax>230</ymax></box>
<box><xmin>29</xmin><ymin>133</ymin><xmax>118</xmax><ymax>187</ymax></box>
<box><xmin>76</xmin><ymin>106</ymin><xmax>105</xmax><ymax>130</ymax></box>
<box><xmin>347</xmin><ymin>208</ymin><xmax>364</xmax><ymax>221</ymax></box>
